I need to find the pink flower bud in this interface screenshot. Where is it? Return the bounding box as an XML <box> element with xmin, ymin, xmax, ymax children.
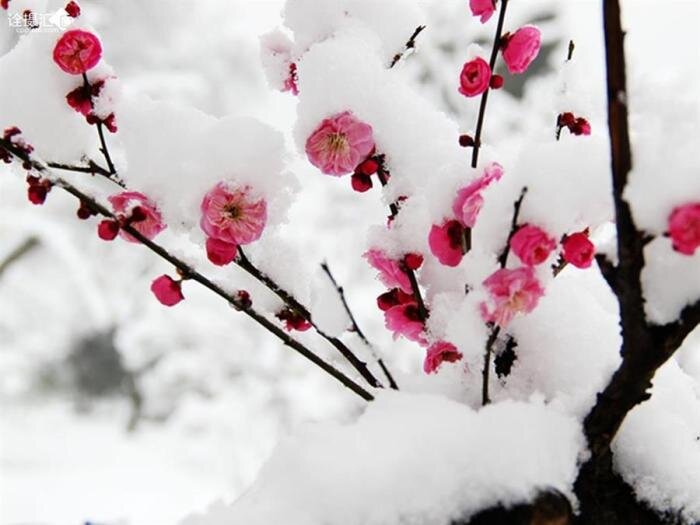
<box><xmin>501</xmin><ymin>25</ymin><xmax>541</xmax><ymax>75</ymax></box>
<box><xmin>562</xmin><ymin>232</ymin><xmax>595</xmax><ymax>268</ymax></box>
<box><xmin>53</xmin><ymin>29</ymin><xmax>102</xmax><ymax>75</ymax></box>
<box><xmin>469</xmin><ymin>0</ymin><xmax>496</xmax><ymax>23</ymax></box>
<box><xmin>668</xmin><ymin>203</ymin><xmax>700</xmax><ymax>255</ymax></box>
<box><xmin>424</xmin><ymin>341</ymin><xmax>463</xmax><ymax>374</ymax></box>
<box><xmin>510</xmin><ymin>224</ymin><xmax>556</xmax><ymax>266</ymax></box>
<box><xmin>150</xmin><ymin>275</ymin><xmax>184</xmax><ymax>307</ymax></box>
<box><xmin>458</xmin><ymin>57</ymin><xmax>492</xmax><ymax>98</ymax></box>
<box><xmin>206</xmin><ymin>237</ymin><xmax>238</xmax><ymax>266</ymax></box>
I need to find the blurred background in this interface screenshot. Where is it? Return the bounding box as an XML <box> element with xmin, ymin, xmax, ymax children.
<box><xmin>1</xmin><ymin>1</ymin><xmax>697</xmax><ymax>524</ymax></box>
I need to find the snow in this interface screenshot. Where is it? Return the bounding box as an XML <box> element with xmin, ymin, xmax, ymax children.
<box><xmin>183</xmin><ymin>392</ymin><xmax>585</xmax><ymax>525</ymax></box>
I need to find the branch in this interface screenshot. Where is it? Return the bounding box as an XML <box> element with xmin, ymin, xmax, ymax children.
<box><xmin>0</xmin><ymin>236</ymin><xmax>39</xmax><ymax>280</ymax></box>
<box><xmin>236</xmin><ymin>248</ymin><xmax>383</xmax><ymax>389</ymax></box>
<box><xmin>389</xmin><ymin>25</ymin><xmax>426</xmax><ymax>68</ymax></box>
<box><xmin>82</xmin><ymin>73</ymin><xmax>118</xmax><ymax>178</ymax></box>
<box><xmin>2</xmin><ymin>148</ymin><xmax>374</xmax><ymax>402</ymax></box>
<box><xmin>470</xmin><ymin>0</ymin><xmax>510</xmax><ymax>168</ymax></box>
<box><xmin>321</xmin><ymin>261</ymin><xmax>399</xmax><ymax>390</ymax></box>
<box><xmin>481</xmin><ymin>325</ymin><xmax>500</xmax><ymax>405</ymax></box>
<box><xmin>497</xmin><ymin>186</ymin><xmax>527</xmax><ymax>268</ymax></box>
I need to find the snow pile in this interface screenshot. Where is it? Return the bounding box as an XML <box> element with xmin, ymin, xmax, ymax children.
<box><xmin>183</xmin><ymin>392</ymin><xmax>585</xmax><ymax>525</ymax></box>
<box><xmin>614</xmin><ymin>359</ymin><xmax>700</xmax><ymax>523</ymax></box>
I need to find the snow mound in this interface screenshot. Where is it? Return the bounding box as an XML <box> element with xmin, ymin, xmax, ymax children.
<box><xmin>183</xmin><ymin>392</ymin><xmax>585</xmax><ymax>525</ymax></box>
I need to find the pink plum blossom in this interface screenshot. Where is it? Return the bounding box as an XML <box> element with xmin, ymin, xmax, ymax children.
<box><xmin>108</xmin><ymin>191</ymin><xmax>166</xmax><ymax>243</ymax></box>
<box><xmin>452</xmin><ymin>162</ymin><xmax>504</xmax><ymax>227</ymax></box>
<box><xmin>562</xmin><ymin>232</ymin><xmax>595</xmax><ymax>268</ymax></box>
<box><xmin>501</xmin><ymin>26</ymin><xmax>541</xmax><ymax>75</ymax></box>
<box><xmin>206</xmin><ymin>238</ymin><xmax>238</xmax><ymax>266</ymax></box>
<box><xmin>385</xmin><ymin>302</ymin><xmax>426</xmax><ymax>345</ymax></box>
<box><xmin>424</xmin><ymin>341</ymin><xmax>463</xmax><ymax>374</ymax></box>
<box><xmin>53</xmin><ymin>29</ymin><xmax>102</xmax><ymax>75</ymax></box>
<box><xmin>480</xmin><ymin>267</ymin><xmax>544</xmax><ymax>327</ymax></box>
<box><xmin>469</xmin><ymin>0</ymin><xmax>496</xmax><ymax>23</ymax></box>
<box><xmin>510</xmin><ymin>225</ymin><xmax>556</xmax><ymax>266</ymax></box>
<box><xmin>668</xmin><ymin>203</ymin><xmax>700</xmax><ymax>255</ymax></box>
<box><xmin>364</xmin><ymin>249</ymin><xmax>412</xmax><ymax>294</ymax></box>
<box><xmin>151</xmin><ymin>275</ymin><xmax>184</xmax><ymax>307</ymax></box>
<box><xmin>200</xmin><ymin>182</ymin><xmax>267</xmax><ymax>245</ymax></box>
<box><xmin>429</xmin><ymin>220</ymin><xmax>465</xmax><ymax>267</ymax></box>
<box><xmin>458</xmin><ymin>57</ymin><xmax>491</xmax><ymax>97</ymax></box>
<box><xmin>305</xmin><ymin>111</ymin><xmax>375</xmax><ymax>176</ymax></box>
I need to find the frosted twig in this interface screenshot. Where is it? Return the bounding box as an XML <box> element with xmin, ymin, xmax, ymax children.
<box><xmin>0</xmin><ymin>236</ymin><xmax>39</xmax><ymax>280</ymax></box>
<box><xmin>320</xmin><ymin>261</ymin><xmax>399</xmax><ymax>390</ymax></box>
<box><xmin>389</xmin><ymin>25</ymin><xmax>426</xmax><ymax>68</ymax></box>
<box><xmin>237</xmin><ymin>247</ymin><xmax>384</xmax><ymax>389</ymax></box>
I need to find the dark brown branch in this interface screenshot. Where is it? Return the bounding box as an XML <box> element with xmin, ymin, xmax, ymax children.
<box><xmin>82</xmin><ymin>73</ymin><xmax>118</xmax><ymax>178</ymax></box>
<box><xmin>497</xmin><ymin>186</ymin><xmax>527</xmax><ymax>268</ymax></box>
<box><xmin>594</xmin><ymin>253</ymin><xmax>617</xmax><ymax>291</ymax></box>
<box><xmin>470</xmin><ymin>0</ymin><xmax>510</xmax><ymax>168</ymax></box>
<box><xmin>389</xmin><ymin>25</ymin><xmax>426</xmax><ymax>68</ymax></box>
<box><xmin>237</xmin><ymin>247</ymin><xmax>383</xmax><ymax>389</ymax></box>
<box><xmin>0</xmin><ymin>236</ymin><xmax>39</xmax><ymax>280</ymax></box>
<box><xmin>482</xmin><ymin>325</ymin><xmax>500</xmax><ymax>405</ymax></box>
<box><xmin>320</xmin><ymin>262</ymin><xmax>399</xmax><ymax>389</ymax></box>
<box><xmin>2</xmin><ymin>147</ymin><xmax>374</xmax><ymax>402</ymax></box>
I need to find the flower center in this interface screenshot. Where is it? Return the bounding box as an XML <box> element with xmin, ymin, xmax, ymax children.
<box><xmin>326</xmin><ymin>132</ymin><xmax>348</xmax><ymax>153</ymax></box>
<box><xmin>224</xmin><ymin>203</ymin><xmax>241</xmax><ymax>220</ymax></box>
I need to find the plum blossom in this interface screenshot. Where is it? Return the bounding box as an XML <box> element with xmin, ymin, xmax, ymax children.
<box><xmin>501</xmin><ymin>26</ymin><xmax>541</xmax><ymax>74</ymax></box>
<box><xmin>480</xmin><ymin>267</ymin><xmax>544</xmax><ymax>327</ymax></box>
<box><xmin>424</xmin><ymin>341</ymin><xmax>463</xmax><ymax>374</ymax></box>
<box><xmin>108</xmin><ymin>191</ymin><xmax>166</xmax><ymax>243</ymax></box>
<box><xmin>558</xmin><ymin>112</ymin><xmax>592</xmax><ymax>137</ymax></box>
<box><xmin>200</xmin><ymin>183</ymin><xmax>267</xmax><ymax>245</ymax></box>
<box><xmin>458</xmin><ymin>57</ymin><xmax>491</xmax><ymax>97</ymax></box>
<box><xmin>429</xmin><ymin>220</ymin><xmax>466</xmax><ymax>267</ymax></box>
<box><xmin>53</xmin><ymin>29</ymin><xmax>102</xmax><ymax>75</ymax></box>
<box><xmin>305</xmin><ymin>111</ymin><xmax>375</xmax><ymax>176</ymax></box>
<box><xmin>668</xmin><ymin>203</ymin><xmax>700</xmax><ymax>255</ymax></box>
<box><xmin>452</xmin><ymin>162</ymin><xmax>504</xmax><ymax>227</ymax></box>
<box><xmin>151</xmin><ymin>275</ymin><xmax>184</xmax><ymax>307</ymax></box>
<box><xmin>377</xmin><ymin>288</ymin><xmax>415</xmax><ymax>311</ymax></box>
<box><xmin>562</xmin><ymin>232</ymin><xmax>595</xmax><ymax>268</ymax></box>
<box><xmin>510</xmin><ymin>225</ymin><xmax>556</xmax><ymax>266</ymax></box>
<box><xmin>469</xmin><ymin>0</ymin><xmax>496</xmax><ymax>23</ymax></box>
<box><xmin>385</xmin><ymin>302</ymin><xmax>426</xmax><ymax>345</ymax></box>
<box><xmin>364</xmin><ymin>249</ymin><xmax>412</xmax><ymax>294</ymax></box>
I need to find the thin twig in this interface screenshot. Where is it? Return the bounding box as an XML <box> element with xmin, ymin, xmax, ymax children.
<box><xmin>497</xmin><ymin>186</ymin><xmax>528</xmax><ymax>268</ymax></box>
<box><xmin>321</xmin><ymin>261</ymin><xmax>399</xmax><ymax>390</ymax></box>
<box><xmin>0</xmin><ymin>236</ymin><xmax>39</xmax><ymax>280</ymax></box>
<box><xmin>375</xmin><ymin>165</ymin><xmax>428</xmax><ymax>321</ymax></box>
<box><xmin>389</xmin><ymin>25</ymin><xmax>426</xmax><ymax>68</ymax></box>
<box><xmin>470</xmin><ymin>0</ymin><xmax>510</xmax><ymax>168</ymax></box>
<box><xmin>82</xmin><ymin>73</ymin><xmax>117</xmax><ymax>177</ymax></box>
<box><xmin>482</xmin><ymin>325</ymin><xmax>500</xmax><ymax>405</ymax></box>
<box><xmin>237</xmin><ymin>247</ymin><xmax>383</xmax><ymax>389</ymax></box>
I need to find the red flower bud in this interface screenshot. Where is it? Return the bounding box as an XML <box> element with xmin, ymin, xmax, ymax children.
<box><xmin>404</xmin><ymin>253</ymin><xmax>424</xmax><ymax>270</ymax></box>
<box><xmin>64</xmin><ymin>1</ymin><xmax>80</xmax><ymax>18</ymax></box>
<box><xmin>351</xmin><ymin>173</ymin><xmax>373</xmax><ymax>193</ymax></box>
<box><xmin>97</xmin><ymin>219</ymin><xmax>120</xmax><ymax>241</ymax></box>
<box><xmin>489</xmin><ymin>74</ymin><xmax>504</xmax><ymax>89</ymax></box>
<box><xmin>458</xmin><ymin>134</ymin><xmax>475</xmax><ymax>148</ymax></box>
<box><xmin>356</xmin><ymin>158</ymin><xmax>379</xmax><ymax>176</ymax></box>
<box><xmin>150</xmin><ymin>275</ymin><xmax>184</xmax><ymax>307</ymax></box>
